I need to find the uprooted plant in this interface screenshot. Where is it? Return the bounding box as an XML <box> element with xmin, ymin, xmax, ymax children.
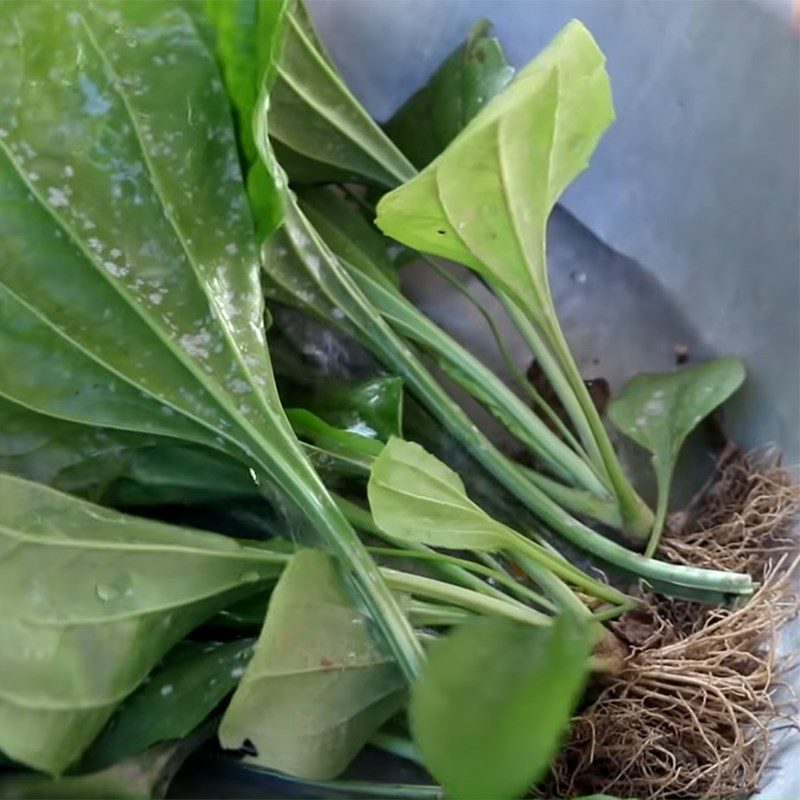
<box><xmin>0</xmin><ymin>2</ymin><xmax>793</xmax><ymax>799</ymax></box>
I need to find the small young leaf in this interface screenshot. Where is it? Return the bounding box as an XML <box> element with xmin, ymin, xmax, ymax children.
<box><xmin>219</xmin><ymin>549</ymin><xmax>406</xmax><ymax>780</ymax></box>
<box><xmin>80</xmin><ymin>640</ymin><xmax>255</xmax><ymax>772</ymax></box>
<box><xmin>385</xmin><ymin>20</ymin><xmax>515</xmax><ymax>169</ymax></box>
<box><xmin>368</xmin><ymin>437</ymin><xmax>510</xmax><ymax>552</ymax></box>
<box><xmin>410</xmin><ymin>614</ymin><xmax>594</xmax><ymax>799</ymax></box>
<box><xmin>0</xmin><ymin>473</ymin><xmax>282</xmax><ymax>774</ymax></box>
<box><xmin>609</xmin><ymin>357</ymin><xmax>746</xmax><ymax>554</ymax></box>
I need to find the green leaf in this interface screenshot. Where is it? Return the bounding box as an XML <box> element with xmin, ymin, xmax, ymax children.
<box><xmin>80</xmin><ymin>639</ymin><xmax>254</xmax><ymax>772</ymax></box>
<box><xmin>368</xmin><ymin>437</ymin><xmax>509</xmax><ymax>552</ymax></box>
<box><xmin>267</xmin><ymin>2</ymin><xmax>416</xmax><ymax>187</ymax></box>
<box><xmin>609</xmin><ymin>357</ymin><xmax>746</xmax><ymax>555</ymax></box>
<box><xmin>281</xmin><ymin>372</ymin><xmax>404</xmax><ymax>442</ymax></box>
<box><xmin>376</xmin><ymin>20</ymin><xmax>613</xmax><ymax>317</ymax></box>
<box><xmin>410</xmin><ymin>614</ymin><xmax>594</xmax><ymax>799</ymax></box>
<box><xmin>0</xmin><ymin>0</ymin><xmax>421</xmax><ymax>682</ymax></box>
<box><xmin>0</xmin><ymin>734</ymin><xmax>207</xmax><ymax>800</ymax></box>
<box><xmin>287</xmin><ymin>408</ymin><xmax>382</xmax><ymax>461</ymax></box>
<box><xmin>0</xmin><ymin>472</ymin><xmax>283</xmax><ymax>774</ymax></box>
<box><xmin>385</xmin><ymin>20</ymin><xmax>514</xmax><ymax>169</ymax></box>
<box><xmin>219</xmin><ymin>549</ymin><xmax>406</xmax><ymax>780</ymax></box>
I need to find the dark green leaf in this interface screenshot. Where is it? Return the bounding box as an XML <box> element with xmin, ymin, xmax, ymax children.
<box><xmin>385</xmin><ymin>20</ymin><xmax>514</xmax><ymax>169</ymax></box>
<box><xmin>281</xmin><ymin>372</ymin><xmax>404</xmax><ymax>442</ymax></box>
<box><xmin>219</xmin><ymin>549</ymin><xmax>406</xmax><ymax>780</ymax></box>
<box><xmin>410</xmin><ymin>615</ymin><xmax>594</xmax><ymax>799</ymax></box>
<box><xmin>267</xmin><ymin>3</ymin><xmax>416</xmax><ymax>187</ymax></box>
<box><xmin>0</xmin><ymin>735</ymin><xmax>207</xmax><ymax>800</ymax></box>
<box><xmin>80</xmin><ymin>640</ymin><xmax>254</xmax><ymax>772</ymax></box>
<box><xmin>0</xmin><ymin>0</ymin><xmax>420</xmax><ymax>683</ymax></box>
<box><xmin>0</xmin><ymin>473</ymin><xmax>283</xmax><ymax>774</ymax></box>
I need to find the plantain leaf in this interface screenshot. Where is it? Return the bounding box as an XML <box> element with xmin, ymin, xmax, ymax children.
<box><xmin>0</xmin><ymin>473</ymin><xmax>283</xmax><ymax>774</ymax></box>
<box><xmin>219</xmin><ymin>549</ymin><xmax>406</xmax><ymax>780</ymax></box>
<box><xmin>0</xmin><ymin>0</ymin><xmax>419</xmax><ymax>682</ymax></box>
<box><xmin>368</xmin><ymin>437</ymin><xmax>510</xmax><ymax>553</ymax></box>
<box><xmin>609</xmin><ymin>357</ymin><xmax>746</xmax><ymax>554</ymax></box>
<box><xmin>385</xmin><ymin>20</ymin><xmax>514</xmax><ymax>169</ymax></box>
<box><xmin>410</xmin><ymin>614</ymin><xmax>594</xmax><ymax>799</ymax></box>
<box><xmin>80</xmin><ymin>639</ymin><xmax>255</xmax><ymax>773</ymax></box>
<box><xmin>376</xmin><ymin>20</ymin><xmax>613</xmax><ymax>325</ymax></box>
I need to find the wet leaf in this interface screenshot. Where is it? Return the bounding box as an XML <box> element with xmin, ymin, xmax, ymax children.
<box><xmin>385</xmin><ymin>20</ymin><xmax>514</xmax><ymax>169</ymax></box>
<box><xmin>410</xmin><ymin>615</ymin><xmax>593</xmax><ymax>799</ymax></box>
<box><xmin>0</xmin><ymin>473</ymin><xmax>283</xmax><ymax>774</ymax></box>
<box><xmin>80</xmin><ymin>640</ymin><xmax>255</xmax><ymax>772</ymax></box>
<box><xmin>219</xmin><ymin>549</ymin><xmax>406</xmax><ymax>780</ymax></box>
<box><xmin>0</xmin><ymin>0</ymin><xmax>419</xmax><ymax>684</ymax></box>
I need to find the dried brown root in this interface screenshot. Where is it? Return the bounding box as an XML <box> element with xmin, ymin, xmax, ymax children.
<box><xmin>542</xmin><ymin>448</ymin><xmax>800</xmax><ymax>800</ymax></box>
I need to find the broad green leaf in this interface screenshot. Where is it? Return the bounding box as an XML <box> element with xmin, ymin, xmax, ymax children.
<box><xmin>609</xmin><ymin>357</ymin><xmax>746</xmax><ymax>554</ymax></box>
<box><xmin>219</xmin><ymin>549</ymin><xmax>406</xmax><ymax>780</ymax></box>
<box><xmin>0</xmin><ymin>735</ymin><xmax>206</xmax><ymax>800</ymax></box>
<box><xmin>203</xmin><ymin>0</ymin><xmax>288</xmax><ymax>162</ymax></box>
<box><xmin>80</xmin><ymin>639</ymin><xmax>255</xmax><ymax>772</ymax></box>
<box><xmin>0</xmin><ymin>0</ymin><xmax>420</xmax><ymax>682</ymax></box>
<box><xmin>0</xmin><ymin>473</ymin><xmax>283</xmax><ymax>774</ymax></box>
<box><xmin>385</xmin><ymin>20</ymin><xmax>514</xmax><ymax>169</ymax></box>
<box><xmin>410</xmin><ymin>614</ymin><xmax>594</xmax><ymax>799</ymax></box>
<box><xmin>368</xmin><ymin>437</ymin><xmax>510</xmax><ymax>552</ymax></box>
<box><xmin>376</xmin><ymin>20</ymin><xmax>613</xmax><ymax>323</ymax></box>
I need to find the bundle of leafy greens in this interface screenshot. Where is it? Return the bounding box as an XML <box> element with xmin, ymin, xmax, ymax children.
<box><xmin>0</xmin><ymin>1</ymin><xmax>757</xmax><ymax>798</ymax></box>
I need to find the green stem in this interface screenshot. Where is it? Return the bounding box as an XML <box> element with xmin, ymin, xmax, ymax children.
<box><xmin>369</xmin><ymin>546</ymin><xmax>555</xmax><ymax>613</ymax></box>
<box><xmin>645</xmin><ymin>460</ymin><xmax>673</xmax><ymax>558</ymax></box>
<box><xmin>497</xmin><ymin>289</ymin><xmax>608</xmax><ymax>480</ymax></box>
<box><xmin>381</xmin><ymin>568</ymin><xmax>551</xmax><ymax>626</ymax></box>
<box><xmin>416</xmin><ymin>253</ymin><xmax>588</xmax><ymax>458</ymax></box>
<box><xmin>369</xmin><ymin>732</ymin><xmax>425</xmax><ymax>766</ymax></box>
<box><xmin>509</xmin><ymin>551</ymin><xmax>594</xmax><ymax>618</ymax></box>
<box><xmin>335</xmin><ymin>494</ymin><xmax>546</xmax><ymax>609</ymax></box>
<box><xmin>541</xmin><ymin>307</ymin><xmax>654</xmax><ymax>541</ymax></box>
<box><xmin>407</xmin><ymin>599</ymin><xmax>473</xmax><ymax>626</ymax></box>
<box><xmin>345</xmin><ymin>266</ymin><xmax>608</xmax><ymax>499</ymax></box>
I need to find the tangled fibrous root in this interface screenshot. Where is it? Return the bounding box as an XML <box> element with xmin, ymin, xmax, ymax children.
<box><xmin>546</xmin><ymin>447</ymin><xmax>800</xmax><ymax>800</ymax></box>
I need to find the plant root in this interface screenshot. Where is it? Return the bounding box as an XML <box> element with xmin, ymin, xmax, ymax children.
<box><xmin>543</xmin><ymin>447</ymin><xmax>800</xmax><ymax>800</ymax></box>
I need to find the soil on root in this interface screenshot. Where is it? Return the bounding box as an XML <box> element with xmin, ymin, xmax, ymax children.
<box><xmin>543</xmin><ymin>446</ymin><xmax>800</xmax><ymax>800</ymax></box>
